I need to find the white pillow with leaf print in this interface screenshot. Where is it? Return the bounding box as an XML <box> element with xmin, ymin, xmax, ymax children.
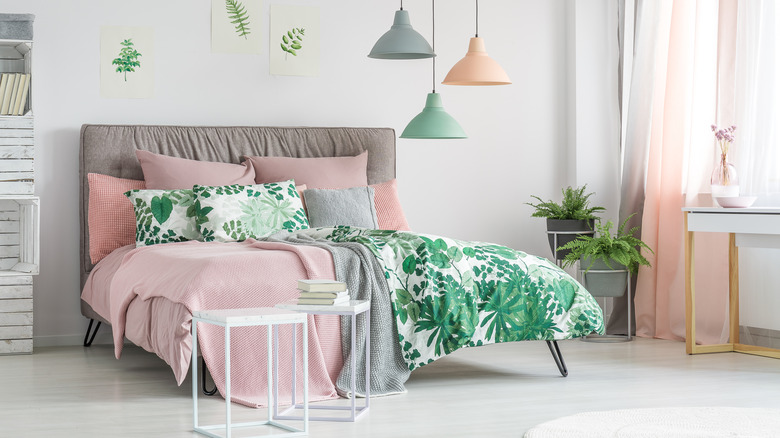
<box><xmin>124</xmin><ymin>189</ymin><xmax>201</xmax><ymax>247</ymax></box>
<box><xmin>192</xmin><ymin>180</ymin><xmax>309</xmax><ymax>242</ymax></box>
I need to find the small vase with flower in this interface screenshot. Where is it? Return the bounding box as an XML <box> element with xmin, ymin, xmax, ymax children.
<box><xmin>710</xmin><ymin>124</ymin><xmax>739</xmax><ymax>198</ymax></box>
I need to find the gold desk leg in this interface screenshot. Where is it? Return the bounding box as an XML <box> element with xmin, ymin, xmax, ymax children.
<box><xmin>685</xmin><ymin>212</ymin><xmax>695</xmax><ymax>354</ymax></box>
<box><xmin>729</xmin><ymin>233</ymin><xmax>739</xmax><ymax>344</ymax></box>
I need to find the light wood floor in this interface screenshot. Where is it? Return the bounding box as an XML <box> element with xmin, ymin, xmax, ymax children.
<box><xmin>2</xmin><ymin>337</ymin><xmax>779</xmax><ymax>437</ymax></box>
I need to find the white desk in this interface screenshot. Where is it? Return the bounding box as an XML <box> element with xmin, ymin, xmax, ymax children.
<box><xmin>683</xmin><ymin>207</ymin><xmax>780</xmax><ymax>358</ymax></box>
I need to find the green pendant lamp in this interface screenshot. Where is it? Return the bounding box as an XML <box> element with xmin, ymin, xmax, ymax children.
<box><xmin>401</xmin><ymin>0</ymin><xmax>467</xmax><ymax>139</ymax></box>
<box><xmin>401</xmin><ymin>93</ymin><xmax>467</xmax><ymax>139</ymax></box>
<box><xmin>442</xmin><ymin>0</ymin><xmax>511</xmax><ymax>85</ymax></box>
<box><xmin>368</xmin><ymin>1</ymin><xmax>435</xmax><ymax>59</ymax></box>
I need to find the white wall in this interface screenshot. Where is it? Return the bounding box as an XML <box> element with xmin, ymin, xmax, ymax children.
<box><xmin>570</xmin><ymin>0</ymin><xmax>621</xmax><ymax>221</ymax></box>
<box><xmin>0</xmin><ymin>0</ymin><xmax>621</xmax><ymax>346</ymax></box>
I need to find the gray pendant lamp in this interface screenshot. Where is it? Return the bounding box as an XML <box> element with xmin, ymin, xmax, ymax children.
<box><xmin>368</xmin><ymin>1</ymin><xmax>435</xmax><ymax>59</ymax></box>
<box><xmin>401</xmin><ymin>0</ymin><xmax>467</xmax><ymax>139</ymax></box>
<box><xmin>443</xmin><ymin>0</ymin><xmax>511</xmax><ymax>85</ymax></box>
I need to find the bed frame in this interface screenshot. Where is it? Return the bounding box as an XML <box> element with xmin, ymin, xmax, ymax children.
<box><xmin>79</xmin><ymin>125</ymin><xmax>395</xmax><ymax>319</ymax></box>
<box><xmin>78</xmin><ymin>124</ymin><xmax>568</xmax><ymax>378</ymax></box>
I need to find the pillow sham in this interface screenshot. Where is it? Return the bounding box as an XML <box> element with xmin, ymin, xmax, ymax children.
<box><xmin>193</xmin><ymin>180</ymin><xmax>309</xmax><ymax>242</ymax></box>
<box><xmin>244</xmin><ymin>151</ymin><xmax>368</xmax><ymax>189</ymax></box>
<box><xmin>372</xmin><ymin>179</ymin><xmax>411</xmax><ymax>231</ymax></box>
<box><xmin>124</xmin><ymin>189</ymin><xmax>201</xmax><ymax>247</ymax></box>
<box><xmin>88</xmin><ymin>173</ymin><xmax>146</xmax><ymax>264</ymax></box>
<box><xmin>136</xmin><ymin>149</ymin><xmax>256</xmax><ymax>190</ymax></box>
<box><xmin>303</xmin><ymin>186</ymin><xmax>378</xmax><ymax>229</ymax></box>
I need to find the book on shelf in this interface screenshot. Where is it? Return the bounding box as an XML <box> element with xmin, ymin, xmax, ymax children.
<box><xmin>298</xmin><ymin>290</ymin><xmax>349</xmax><ymax>299</ymax></box>
<box><xmin>0</xmin><ymin>73</ymin><xmax>18</xmax><ymax>115</ymax></box>
<box><xmin>11</xmin><ymin>74</ymin><xmax>28</xmax><ymax>116</ymax></box>
<box><xmin>0</xmin><ymin>75</ymin><xmax>8</xmax><ymax>110</ymax></box>
<box><xmin>297</xmin><ymin>279</ymin><xmax>347</xmax><ymax>292</ymax></box>
<box><xmin>16</xmin><ymin>75</ymin><xmax>30</xmax><ymax>116</ymax></box>
<box><xmin>5</xmin><ymin>73</ymin><xmax>20</xmax><ymax>115</ymax></box>
<box><xmin>296</xmin><ymin>295</ymin><xmax>351</xmax><ymax>306</ymax></box>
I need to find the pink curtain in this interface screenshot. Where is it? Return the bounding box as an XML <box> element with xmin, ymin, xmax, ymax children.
<box><xmin>633</xmin><ymin>0</ymin><xmax>734</xmax><ymax>344</ymax></box>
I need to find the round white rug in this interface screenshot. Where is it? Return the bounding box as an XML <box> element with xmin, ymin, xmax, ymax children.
<box><xmin>524</xmin><ymin>407</ymin><xmax>780</xmax><ymax>437</ymax></box>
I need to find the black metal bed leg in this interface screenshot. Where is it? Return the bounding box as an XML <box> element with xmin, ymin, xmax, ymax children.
<box><xmin>546</xmin><ymin>340</ymin><xmax>568</xmax><ymax>377</ymax></box>
<box><xmin>83</xmin><ymin>319</ymin><xmax>101</xmax><ymax>347</ymax></box>
<box><xmin>201</xmin><ymin>357</ymin><xmax>217</xmax><ymax>396</ymax></box>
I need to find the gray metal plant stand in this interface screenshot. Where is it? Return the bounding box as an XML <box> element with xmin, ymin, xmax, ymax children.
<box><xmin>546</xmin><ymin>229</ymin><xmax>632</xmax><ymax>342</ymax></box>
<box><xmin>579</xmin><ymin>268</ymin><xmax>633</xmax><ymax>343</ymax></box>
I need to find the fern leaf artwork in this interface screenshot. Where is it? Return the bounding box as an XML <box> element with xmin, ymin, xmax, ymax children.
<box><xmin>225</xmin><ymin>0</ymin><xmax>251</xmax><ymax>39</ymax></box>
<box><xmin>280</xmin><ymin>27</ymin><xmax>305</xmax><ymax>59</ymax></box>
<box><xmin>111</xmin><ymin>39</ymin><xmax>142</xmax><ymax>82</ymax></box>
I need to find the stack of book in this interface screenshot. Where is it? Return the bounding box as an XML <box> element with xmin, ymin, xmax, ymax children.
<box><xmin>0</xmin><ymin>73</ymin><xmax>31</xmax><ymax>116</ymax></box>
<box><xmin>296</xmin><ymin>279</ymin><xmax>350</xmax><ymax>305</ymax></box>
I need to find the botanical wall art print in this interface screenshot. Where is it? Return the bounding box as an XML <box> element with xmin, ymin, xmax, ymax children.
<box><xmin>100</xmin><ymin>26</ymin><xmax>154</xmax><ymax>99</ymax></box>
<box><xmin>269</xmin><ymin>4</ymin><xmax>320</xmax><ymax>77</ymax></box>
<box><xmin>211</xmin><ymin>0</ymin><xmax>263</xmax><ymax>54</ymax></box>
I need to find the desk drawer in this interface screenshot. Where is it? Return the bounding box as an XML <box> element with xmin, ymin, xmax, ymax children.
<box><xmin>687</xmin><ymin>212</ymin><xmax>780</xmax><ymax>234</ymax></box>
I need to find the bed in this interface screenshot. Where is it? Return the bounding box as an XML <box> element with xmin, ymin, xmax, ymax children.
<box><xmin>79</xmin><ymin>124</ymin><xmax>604</xmax><ymax>407</ymax></box>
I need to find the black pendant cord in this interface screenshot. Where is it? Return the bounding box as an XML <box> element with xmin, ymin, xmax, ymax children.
<box><xmin>400</xmin><ymin>0</ymin><xmax>403</xmax><ymax>10</ymax></box>
<box><xmin>432</xmin><ymin>0</ymin><xmax>436</xmax><ymax>93</ymax></box>
<box><xmin>475</xmin><ymin>0</ymin><xmax>479</xmax><ymax>37</ymax></box>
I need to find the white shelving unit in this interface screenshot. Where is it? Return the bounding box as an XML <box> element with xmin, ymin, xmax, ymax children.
<box><xmin>0</xmin><ymin>22</ymin><xmax>39</xmax><ymax>355</ymax></box>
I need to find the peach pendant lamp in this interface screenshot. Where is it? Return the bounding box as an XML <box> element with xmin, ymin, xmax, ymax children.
<box><xmin>442</xmin><ymin>0</ymin><xmax>511</xmax><ymax>85</ymax></box>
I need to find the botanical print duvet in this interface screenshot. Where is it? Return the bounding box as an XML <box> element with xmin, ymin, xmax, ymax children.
<box><xmin>295</xmin><ymin>227</ymin><xmax>605</xmax><ymax>371</ymax></box>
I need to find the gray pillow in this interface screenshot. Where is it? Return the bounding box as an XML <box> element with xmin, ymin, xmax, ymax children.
<box><xmin>303</xmin><ymin>187</ymin><xmax>378</xmax><ymax>229</ymax></box>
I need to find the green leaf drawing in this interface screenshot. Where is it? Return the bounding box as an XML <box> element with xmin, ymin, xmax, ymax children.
<box><xmin>280</xmin><ymin>27</ymin><xmax>305</xmax><ymax>59</ymax></box>
<box><xmin>111</xmin><ymin>39</ymin><xmax>142</xmax><ymax>82</ymax></box>
<box><xmin>225</xmin><ymin>0</ymin><xmax>251</xmax><ymax>39</ymax></box>
<box><xmin>150</xmin><ymin>196</ymin><xmax>173</xmax><ymax>224</ymax></box>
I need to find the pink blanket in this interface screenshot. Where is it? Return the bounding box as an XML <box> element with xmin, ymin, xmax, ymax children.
<box><xmin>101</xmin><ymin>239</ymin><xmax>343</xmax><ymax>407</ymax></box>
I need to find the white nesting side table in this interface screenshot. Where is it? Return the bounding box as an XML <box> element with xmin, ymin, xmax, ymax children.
<box><xmin>192</xmin><ymin>307</ymin><xmax>309</xmax><ymax>438</ymax></box>
<box><xmin>275</xmin><ymin>300</ymin><xmax>370</xmax><ymax>422</ymax></box>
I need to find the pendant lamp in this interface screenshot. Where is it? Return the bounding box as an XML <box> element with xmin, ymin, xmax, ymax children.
<box><xmin>442</xmin><ymin>0</ymin><xmax>511</xmax><ymax>85</ymax></box>
<box><xmin>368</xmin><ymin>1</ymin><xmax>435</xmax><ymax>59</ymax></box>
<box><xmin>401</xmin><ymin>0</ymin><xmax>467</xmax><ymax>139</ymax></box>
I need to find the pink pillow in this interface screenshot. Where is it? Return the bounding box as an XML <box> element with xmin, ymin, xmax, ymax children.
<box><xmin>136</xmin><ymin>149</ymin><xmax>256</xmax><ymax>189</ymax></box>
<box><xmin>245</xmin><ymin>151</ymin><xmax>368</xmax><ymax>189</ymax></box>
<box><xmin>296</xmin><ymin>184</ymin><xmax>308</xmax><ymax>211</ymax></box>
<box><xmin>87</xmin><ymin>173</ymin><xmax>145</xmax><ymax>264</ymax></box>
<box><xmin>372</xmin><ymin>179</ymin><xmax>410</xmax><ymax>231</ymax></box>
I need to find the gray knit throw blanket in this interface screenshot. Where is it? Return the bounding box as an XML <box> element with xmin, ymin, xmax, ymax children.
<box><xmin>267</xmin><ymin>233</ymin><xmax>411</xmax><ymax>397</ymax></box>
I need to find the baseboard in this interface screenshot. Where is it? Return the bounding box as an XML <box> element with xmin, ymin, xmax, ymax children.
<box><xmin>739</xmin><ymin>326</ymin><xmax>780</xmax><ymax>349</ymax></box>
<box><xmin>33</xmin><ymin>331</ymin><xmax>116</xmax><ymax>348</ymax></box>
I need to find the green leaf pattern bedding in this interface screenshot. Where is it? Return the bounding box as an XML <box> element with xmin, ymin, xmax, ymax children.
<box><xmin>298</xmin><ymin>226</ymin><xmax>605</xmax><ymax>371</ymax></box>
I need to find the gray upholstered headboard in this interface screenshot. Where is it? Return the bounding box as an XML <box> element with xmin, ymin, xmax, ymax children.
<box><xmin>79</xmin><ymin>125</ymin><xmax>396</xmax><ymax>320</ymax></box>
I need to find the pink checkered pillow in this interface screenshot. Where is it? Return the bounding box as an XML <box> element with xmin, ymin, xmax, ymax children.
<box><xmin>371</xmin><ymin>179</ymin><xmax>410</xmax><ymax>231</ymax></box>
<box><xmin>88</xmin><ymin>173</ymin><xmax>145</xmax><ymax>264</ymax></box>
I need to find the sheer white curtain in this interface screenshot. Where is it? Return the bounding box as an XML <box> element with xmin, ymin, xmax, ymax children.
<box><xmin>733</xmin><ymin>0</ymin><xmax>780</xmax><ymax>203</ymax></box>
<box><xmin>622</xmin><ymin>0</ymin><xmax>729</xmax><ymax>343</ymax></box>
<box><xmin>623</xmin><ymin>0</ymin><xmax>779</xmax><ymax>342</ymax></box>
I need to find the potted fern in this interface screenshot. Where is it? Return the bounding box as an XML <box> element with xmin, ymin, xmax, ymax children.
<box><xmin>558</xmin><ymin>214</ymin><xmax>653</xmax><ymax>297</ymax></box>
<box><xmin>526</xmin><ymin>185</ymin><xmax>605</xmax><ymax>260</ymax></box>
